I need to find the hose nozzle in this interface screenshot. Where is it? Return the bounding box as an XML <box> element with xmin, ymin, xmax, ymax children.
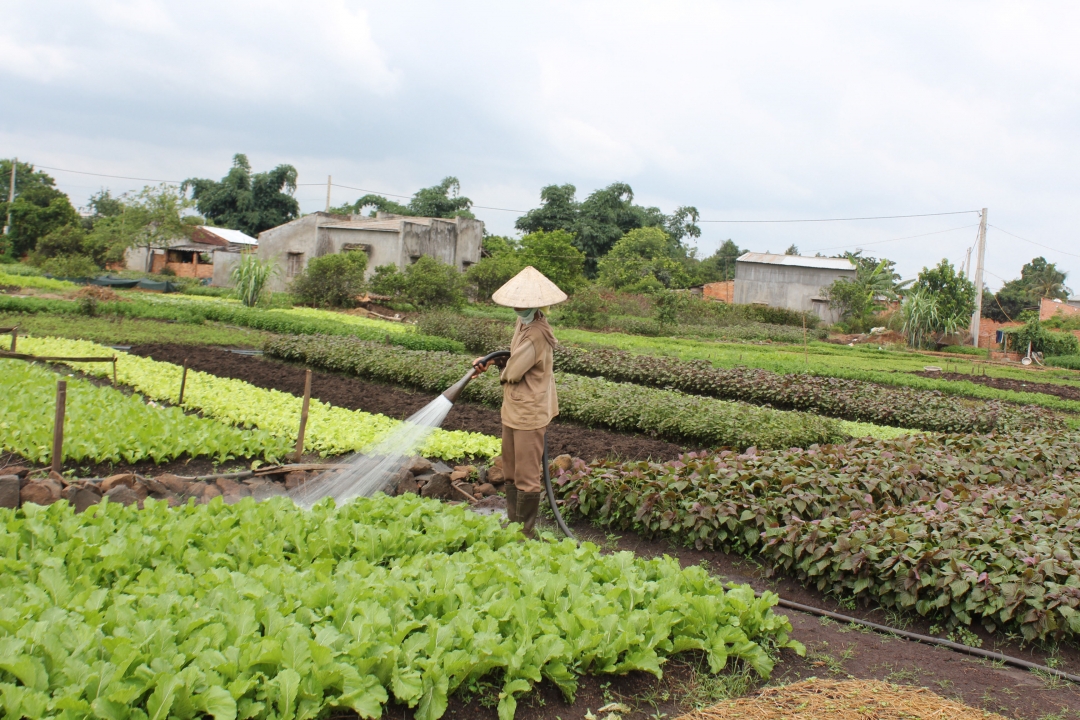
<box><xmin>441</xmin><ymin>350</ymin><xmax>510</xmax><ymax>404</ymax></box>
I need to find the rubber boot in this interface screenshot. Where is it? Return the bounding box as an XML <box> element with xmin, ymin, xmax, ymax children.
<box><xmin>516</xmin><ymin>491</ymin><xmax>543</xmax><ymax>539</ymax></box>
<box><xmin>504</xmin><ymin>484</ymin><xmax>519</xmax><ymax>524</ymax></box>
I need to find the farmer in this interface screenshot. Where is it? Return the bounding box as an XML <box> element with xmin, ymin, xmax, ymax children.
<box><xmin>471</xmin><ymin>266</ymin><xmax>567</xmax><ymax>538</ymax></box>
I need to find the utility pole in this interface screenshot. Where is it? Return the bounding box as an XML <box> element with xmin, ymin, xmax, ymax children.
<box><xmin>325</xmin><ymin>175</ymin><xmax>332</xmax><ymax>213</ymax></box>
<box><xmin>970</xmin><ymin>208</ymin><xmax>988</xmax><ymax>347</ymax></box>
<box><xmin>3</xmin><ymin>157</ymin><xmax>15</xmax><ymax>236</ymax></box>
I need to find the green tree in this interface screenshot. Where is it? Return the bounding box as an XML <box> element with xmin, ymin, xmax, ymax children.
<box><xmin>369</xmin><ymin>264</ymin><xmax>407</xmax><ymax>298</ymax></box>
<box><xmin>290</xmin><ymin>252</ymin><xmax>367</xmax><ymax>308</ymax></box>
<box><xmin>984</xmin><ymin>256</ymin><xmax>1071</xmax><ymax>322</ymax></box>
<box><xmin>785</xmin><ymin>244</ymin><xmax>799</xmax><ymax>256</ymax></box>
<box><xmin>466</xmin><ymin>252</ymin><xmax>524</xmax><ymax>300</ymax></box>
<box><xmin>346</xmin><ymin>177</ymin><xmax>474</xmax><ymax>219</ymax></box>
<box><xmin>694</xmin><ymin>239</ymin><xmax>742</xmax><ymax>283</ymax></box>
<box><xmin>515</xmin><ymin>182</ymin><xmax>700</xmax><ymax>275</ymax></box>
<box><xmin>182</xmin><ymin>154</ymin><xmax>299</xmax><ymax>235</ymax></box>
<box><xmin>0</xmin><ymin>160</ymin><xmax>80</xmax><ymax>260</ymax></box>
<box><xmin>597</xmin><ymin>227</ymin><xmax>691</xmax><ymax>291</ymax></box>
<box><xmin>825</xmin><ymin>251</ymin><xmax>903</xmax><ymax>328</ymax></box>
<box><xmin>518</xmin><ymin>230</ymin><xmax>586</xmax><ymax>293</ymax></box>
<box><xmin>910</xmin><ymin>259</ymin><xmax>976</xmax><ymax>336</ymax></box>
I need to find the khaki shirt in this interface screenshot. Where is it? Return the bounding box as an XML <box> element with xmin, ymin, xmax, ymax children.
<box><xmin>499</xmin><ymin>316</ymin><xmax>559</xmax><ymax>430</ymax></box>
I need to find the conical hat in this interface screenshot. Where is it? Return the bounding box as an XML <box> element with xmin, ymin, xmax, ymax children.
<box><xmin>491</xmin><ymin>266</ymin><xmax>568</xmax><ymax>307</ymax></box>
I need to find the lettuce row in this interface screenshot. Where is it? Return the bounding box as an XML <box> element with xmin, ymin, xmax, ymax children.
<box><xmin>0</xmin><ymin>495</ymin><xmax>802</xmax><ymax>720</ymax></box>
<box><xmin>0</xmin><ymin>359</ymin><xmax>288</xmax><ymax>463</ymax></box>
<box><xmin>18</xmin><ymin>336</ymin><xmax>500</xmax><ymax>461</ymax></box>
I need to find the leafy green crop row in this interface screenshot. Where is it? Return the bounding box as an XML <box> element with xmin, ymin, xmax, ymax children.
<box><xmin>413</xmin><ymin>314</ymin><xmax>1016</xmax><ymax>434</ymax></box>
<box><xmin>0</xmin><ymin>360</ymin><xmax>287</xmax><ymax>464</ymax></box>
<box><xmin>0</xmin><ymin>495</ymin><xmax>801</xmax><ymax>720</ymax></box>
<box><xmin>0</xmin><ymin>271</ymin><xmax>77</xmax><ymax>292</ymax></box>
<box><xmin>20</xmin><ymin>336</ymin><xmax>500</xmax><ymax>460</ymax></box>
<box><xmin>554</xmin><ymin>432</ymin><xmax>1080</xmax><ymax>642</ymax></box>
<box><xmin>0</xmin><ymin>295</ymin><xmax>462</xmax><ymax>353</ymax></box>
<box><xmin>265</xmin><ymin>335</ymin><xmax>849</xmax><ymax>450</ymax></box>
<box><xmin>551</xmin><ymin>346</ymin><xmax>1059</xmax><ymax>434</ymax></box>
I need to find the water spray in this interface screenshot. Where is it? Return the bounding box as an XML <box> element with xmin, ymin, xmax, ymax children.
<box><xmin>291</xmin><ymin>348</ymin><xmax>576</xmax><ymax>541</ymax></box>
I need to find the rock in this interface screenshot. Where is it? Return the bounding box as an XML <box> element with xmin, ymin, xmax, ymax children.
<box><xmin>101</xmin><ymin>473</ymin><xmax>137</xmax><ymax>492</ymax></box>
<box><xmin>385</xmin><ymin>467</ymin><xmax>411</xmax><ymax>495</ymax></box>
<box><xmin>222</xmin><ymin>493</ymin><xmax>248</xmax><ymax>505</ymax></box>
<box><xmin>139</xmin><ymin>475</ymin><xmax>170</xmax><ymax>497</ymax></box>
<box><xmin>216</xmin><ymin>477</ymin><xmax>247</xmax><ymax>495</ymax></box>
<box><xmin>49</xmin><ymin>471</ymin><xmax>71</xmax><ymax>486</ymax></box>
<box><xmin>396</xmin><ymin>475</ymin><xmax>419</xmax><ymax>496</ymax></box>
<box><xmin>492</xmin><ymin>455</ymin><xmax>503</xmax><ymax>469</ymax></box>
<box><xmin>431</xmin><ymin>461</ymin><xmax>453</xmax><ymax>475</ymax></box>
<box><xmin>474</xmin><ymin>483</ymin><xmax>496</xmax><ymax>497</ymax></box>
<box><xmin>284</xmin><ymin>471</ymin><xmax>310</xmax><ymax>490</ymax></box>
<box><xmin>407</xmin><ymin>457</ymin><xmax>433</xmax><ymax>475</ymax></box>
<box><xmin>456</xmin><ymin>482</ymin><xmax>476</xmax><ymax>498</ymax></box>
<box><xmin>21</xmin><ymin>478</ymin><xmax>63</xmax><ymax>506</ymax></box>
<box><xmin>485</xmin><ymin>464</ymin><xmax>504</xmax><ymax>484</ymax></box>
<box><xmin>420</xmin><ymin>472</ymin><xmax>453</xmax><ymax>500</ymax></box>
<box><xmin>472</xmin><ymin>494</ymin><xmax>506</xmax><ymax>511</ymax></box>
<box><xmin>4</xmin><ymin>466</ymin><xmax>30</xmax><ymax>478</ymax></box>
<box><xmin>72</xmin><ymin>488</ymin><xmax>101</xmax><ymax>513</ymax></box>
<box><xmin>156</xmin><ymin>473</ymin><xmax>191</xmax><ymax>494</ymax></box>
<box><xmin>413</xmin><ymin>471</ymin><xmax>434</xmax><ymax>488</ymax></box>
<box><xmin>200</xmin><ymin>484</ymin><xmax>222</xmax><ymax>503</ymax></box>
<box><xmin>450</xmin><ymin>470</ymin><xmax>471</xmax><ymax>482</ymax></box>
<box><xmin>0</xmin><ymin>475</ymin><xmax>20</xmax><ymax>508</ymax></box>
<box><xmin>453</xmin><ymin>465</ymin><xmax>477</xmax><ymax>475</ymax></box>
<box><xmin>247</xmin><ymin>479</ymin><xmax>286</xmax><ymax>501</ymax></box>
<box><xmin>551</xmin><ymin>454</ymin><xmax>573</xmax><ymax>473</ymax></box>
<box><xmin>105</xmin><ymin>485</ymin><xmax>142</xmax><ymax>507</ymax></box>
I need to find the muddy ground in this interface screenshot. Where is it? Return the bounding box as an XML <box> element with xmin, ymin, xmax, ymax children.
<box><xmin>915</xmin><ymin>370</ymin><xmax>1080</xmax><ymax>402</ymax></box>
<box><xmin>128</xmin><ymin>344</ymin><xmax>691</xmax><ymax>463</ymax></box>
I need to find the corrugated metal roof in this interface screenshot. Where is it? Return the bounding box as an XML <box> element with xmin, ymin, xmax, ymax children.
<box><xmin>736</xmin><ymin>252</ymin><xmax>856</xmax><ymax>271</ymax></box>
<box><xmin>198</xmin><ymin>226</ymin><xmax>258</xmax><ymax>245</ymax></box>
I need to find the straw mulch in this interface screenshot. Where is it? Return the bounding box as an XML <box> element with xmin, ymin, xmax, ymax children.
<box><xmin>675</xmin><ymin>679</ymin><xmax>1009</xmax><ymax>720</ymax></box>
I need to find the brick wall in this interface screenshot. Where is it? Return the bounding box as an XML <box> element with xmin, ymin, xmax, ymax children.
<box><xmin>703</xmin><ymin>280</ymin><xmax>734</xmax><ymax>303</ymax></box>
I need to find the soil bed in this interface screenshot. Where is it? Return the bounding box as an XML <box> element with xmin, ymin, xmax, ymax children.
<box><xmin>128</xmin><ymin>343</ymin><xmax>690</xmax><ymax>463</ymax></box>
<box><xmin>915</xmin><ymin>370</ymin><xmax>1080</xmax><ymax>401</ymax></box>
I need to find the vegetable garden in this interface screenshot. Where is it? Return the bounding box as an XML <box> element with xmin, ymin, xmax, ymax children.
<box><xmin>2</xmin><ymin>282</ymin><xmax>1080</xmax><ymax>718</ymax></box>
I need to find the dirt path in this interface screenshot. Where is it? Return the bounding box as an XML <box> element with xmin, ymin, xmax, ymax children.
<box><xmin>915</xmin><ymin>370</ymin><xmax>1080</xmax><ymax>401</ymax></box>
<box><xmin>128</xmin><ymin>344</ymin><xmax>691</xmax><ymax>463</ymax></box>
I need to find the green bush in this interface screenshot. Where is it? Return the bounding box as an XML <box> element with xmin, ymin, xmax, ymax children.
<box><xmin>1004</xmin><ymin>319</ymin><xmax>1080</xmax><ymax>356</ymax></box>
<box><xmin>290</xmin><ymin>251</ymin><xmax>366</xmax><ymax>308</ymax></box>
<box><xmin>38</xmin><ymin>254</ymin><xmax>100</xmax><ymax>279</ymax></box>
<box><xmin>558</xmin><ymin>285</ymin><xmax>608</xmax><ymax>329</ymax></box>
<box><xmin>1045</xmin><ymin>355</ymin><xmax>1080</xmax><ymax>370</ymax></box>
<box><xmin>264</xmin><ymin>334</ymin><xmax>845</xmax><ymax>450</ymax></box>
<box><xmin>403</xmin><ymin>255</ymin><xmax>466</xmax><ymax>308</ymax></box>
<box><xmin>938</xmin><ymin>344</ymin><xmax>988</xmax><ymax>356</ymax></box>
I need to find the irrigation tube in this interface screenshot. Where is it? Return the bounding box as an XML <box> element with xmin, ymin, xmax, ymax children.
<box><xmin>772</xmin><ymin>597</ymin><xmax>1080</xmax><ymax>685</ymax></box>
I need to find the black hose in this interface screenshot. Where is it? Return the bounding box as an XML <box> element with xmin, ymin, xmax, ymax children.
<box><xmin>773</xmin><ymin>596</ymin><xmax>1080</xmax><ymax>685</ymax></box>
<box><xmin>542</xmin><ymin>431</ymin><xmax>577</xmax><ymax>543</ymax></box>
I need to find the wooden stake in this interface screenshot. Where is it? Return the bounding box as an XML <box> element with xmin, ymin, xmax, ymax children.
<box><xmin>52</xmin><ymin>380</ymin><xmax>67</xmax><ymax>474</ymax></box>
<box><xmin>802</xmin><ymin>315</ymin><xmax>808</xmax><ymax>370</ymax></box>
<box><xmin>294</xmin><ymin>369</ymin><xmax>312</xmax><ymax>462</ymax></box>
<box><xmin>9</xmin><ymin>326</ymin><xmax>16</xmax><ymax>352</ymax></box>
<box><xmin>178</xmin><ymin>358</ymin><xmax>189</xmax><ymax>404</ymax></box>
<box><xmin>112</xmin><ymin>357</ymin><xmax>117</xmax><ymax>386</ymax></box>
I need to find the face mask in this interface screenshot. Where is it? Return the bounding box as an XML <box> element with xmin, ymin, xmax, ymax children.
<box><xmin>515</xmin><ymin>308</ymin><xmax>538</xmax><ymax>324</ymax></box>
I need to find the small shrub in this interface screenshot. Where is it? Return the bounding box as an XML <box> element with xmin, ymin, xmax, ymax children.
<box><xmin>403</xmin><ymin>255</ymin><xmax>466</xmax><ymax>309</ymax></box>
<box><xmin>231</xmin><ymin>253</ymin><xmax>277</xmax><ymax>307</ymax></box>
<box><xmin>369</xmin><ymin>263</ymin><xmax>407</xmax><ymax>298</ymax></box>
<box><xmin>558</xmin><ymin>285</ymin><xmax>608</xmax><ymax>329</ymax></box>
<box><xmin>1045</xmin><ymin>355</ymin><xmax>1080</xmax><ymax>370</ymax></box>
<box><xmin>38</xmin><ymin>254</ymin><xmax>100</xmax><ymax>279</ymax></box>
<box><xmin>290</xmin><ymin>251</ymin><xmax>366</xmax><ymax>308</ymax></box>
<box><xmin>1005</xmin><ymin>319</ymin><xmax>1080</xmax><ymax>357</ymax></box>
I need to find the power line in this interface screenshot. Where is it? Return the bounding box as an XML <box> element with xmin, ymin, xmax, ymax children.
<box><xmin>989</xmin><ymin>224</ymin><xmax>1080</xmax><ymax>259</ymax></box>
<box><xmin>33</xmin><ymin>165</ymin><xmax>183</xmax><ymax>184</ymax></box>
<box><xmin>699</xmin><ymin>210</ymin><xmax>981</xmax><ymax>223</ymax></box>
<box><xmin>809</xmin><ymin>223</ymin><xmax>979</xmax><ymax>253</ymax></box>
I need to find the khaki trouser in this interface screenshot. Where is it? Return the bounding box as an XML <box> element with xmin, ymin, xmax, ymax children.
<box><xmin>501</xmin><ymin>424</ymin><xmax>546</xmax><ymax>493</ymax></box>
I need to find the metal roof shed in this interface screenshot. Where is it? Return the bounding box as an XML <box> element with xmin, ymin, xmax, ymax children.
<box><xmin>733</xmin><ymin>252</ymin><xmax>856</xmax><ymax>325</ymax></box>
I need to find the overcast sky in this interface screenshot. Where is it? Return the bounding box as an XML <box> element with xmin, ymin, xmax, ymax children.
<box><xmin>3</xmin><ymin>1</ymin><xmax>1078</xmax><ymax>291</ymax></box>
